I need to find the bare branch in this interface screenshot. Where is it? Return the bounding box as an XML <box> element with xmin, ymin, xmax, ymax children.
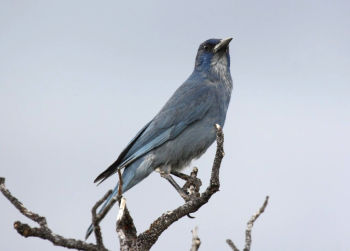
<box><xmin>205</xmin><ymin>124</ymin><xmax>225</xmax><ymax>194</ymax></box>
<box><xmin>226</xmin><ymin>196</ymin><xmax>269</xmax><ymax>251</ymax></box>
<box><xmin>226</xmin><ymin>239</ymin><xmax>240</xmax><ymax>251</ymax></box>
<box><xmin>244</xmin><ymin>196</ymin><xmax>269</xmax><ymax>251</ymax></box>
<box><xmin>190</xmin><ymin>226</ymin><xmax>201</xmax><ymax>251</ymax></box>
<box><xmin>0</xmin><ymin>177</ymin><xmax>47</xmax><ymax>228</ymax></box>
<box><xmin>0</xmin><ymin>177</ymin><xmax>108</xmax><ymax>251</ymax></box>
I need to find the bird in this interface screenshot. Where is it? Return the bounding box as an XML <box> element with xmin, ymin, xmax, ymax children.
<box><xmin>86</xmin><ymin>38</ymin><xmax>233</xmax><ymax>239</ymax></box>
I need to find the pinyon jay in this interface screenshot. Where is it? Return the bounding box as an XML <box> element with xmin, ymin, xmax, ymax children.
<box><xmin>86</xmin><ymin>38</ymin><xmax>233</xmax><ymax>239</ymax></box>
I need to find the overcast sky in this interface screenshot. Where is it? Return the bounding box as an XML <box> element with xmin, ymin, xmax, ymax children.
<box><xmin>1</xmin><ymin>0</ymin><xmax>349</xmax><ymax>250</ymax></box>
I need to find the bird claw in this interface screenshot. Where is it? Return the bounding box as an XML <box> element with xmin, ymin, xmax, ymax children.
<box><xmin>162</xmin><ymin>167</ymin><xmax>202</xmax><ymax>202</ymax></box>
<box><xmin>182</xmin><ymin>168</ymin><xmax>202</xmax><ymax>198</ymax></box>
<box><xmin>187</xmin><ymin>213</ymin><xmax>196</xmax><ymax>219</ymax></box>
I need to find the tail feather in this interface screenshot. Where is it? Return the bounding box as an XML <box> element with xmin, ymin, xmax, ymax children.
<box><xmin>85</xmin><ymin>156</ymin><xmax>154</xmax><ymax>240</ymax></box>
<box><xmin>93</xmin><ymin>121</ymin><xmax>153</xmax><ymax>184</ymax></box>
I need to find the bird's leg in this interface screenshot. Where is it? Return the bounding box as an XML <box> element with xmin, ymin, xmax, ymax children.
<box><xmin>160</xmin><ymin>172</ymin><xmax>190</xmax><ymax>201</ymax></box>
<box><xmin>157</xmin><ymin>167</ymin><xmax>202</xmax><ymax>202</ymax></box>
<box><xmin>156</xmin><ymin>167</ymin><xmax>190</xmax><ymax>201</ymax></box>
<box><xmin>170</xmin><ymin>170</ymin><xmax>191</xmax><ymax>181</ymax></box>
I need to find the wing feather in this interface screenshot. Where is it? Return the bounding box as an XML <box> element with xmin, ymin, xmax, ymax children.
<box><xmin>94</xmin><ymin>81</ymin><xmax>215</xmax><ymax>184</ymax></box>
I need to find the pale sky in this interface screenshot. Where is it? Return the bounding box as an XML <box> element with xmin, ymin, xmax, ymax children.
<box><xmin>1</xmin><ymin>1</ymin><xmax>349</xmax><ymax>250</ymax></box>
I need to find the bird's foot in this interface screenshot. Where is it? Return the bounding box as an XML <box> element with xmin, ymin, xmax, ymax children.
<box><xmin>172</xmin><ymin>167</ymin><xmax>202</xmax><ymax>199</ymax></box>
<box><xmin>159</xmin><ymin>167</ymin><xmax>202</xmax><ymax>202</ymax></box>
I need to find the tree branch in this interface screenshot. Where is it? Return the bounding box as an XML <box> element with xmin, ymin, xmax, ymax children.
<box><xmin>0</xmin><ymin>177</ymin><xmax>108</xmax><ymax>251</ymax></box>
<box><xmin>226</xmin><ymin>196</ymin><xmax>269</xmax><ymax>251</ymax></box>
<box><xmin>0</xmin><ymin>177</ymin><xmax>47</xmax><ymax>228</ymax></box>
<box><xmin>1</xmin><ymin>124</ymin><xmax>226</xmax><ymax>251</ymax></box>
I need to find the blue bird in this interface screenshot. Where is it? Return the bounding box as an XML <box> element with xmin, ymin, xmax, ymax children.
<box><xmin>86</xmin><ymin>38</ymin><xmax>233</xmax><ymax>239</ymax></box>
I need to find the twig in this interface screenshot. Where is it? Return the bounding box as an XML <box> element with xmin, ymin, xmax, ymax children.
<box><xmin>0</xmin><ymin>177</ymin><xmax>108</xmax><ymax>251</ymax></box>
<box><xmin>0</xmin><ymin>177</ymin><xmax>47</xmax><ymax>228</ymax></box>
<box><xmin>244</xmin><ymin>196</ymin><xmax>269</xmax><ymax>251</ymax></box>
<box><xmin>226</xmin><ymin>239</ymin><xmax>240</xmax><ymax>251</ymax></box>
<box><xmin>190</xmin><ymin>226</ymin><xmax>201</xmax><ymax>251</ymax></box>
<box><xmin>202</xmin><ymin>124</ymin><xmax>224</xmax><ymax>198</ymax></box>
<box><xmin>226</xmin><ymin>196</ymin><xmax>269</xmax><ymax>251</ymax></box>
<box><xmin>92</xmin><ymin>190</ymin><xmax>112</xmax><ymax>249</ymax></box>
<box><xmin>93</xmin><ymin>194</ymin><xmax>120</xmax><ymax>231</ymax></box>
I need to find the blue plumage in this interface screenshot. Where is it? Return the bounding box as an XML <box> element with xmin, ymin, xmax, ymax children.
<box><xmin>86</xmin><ymin>38</ymin><xmax>233</xmax><ymax>239</ymax></box>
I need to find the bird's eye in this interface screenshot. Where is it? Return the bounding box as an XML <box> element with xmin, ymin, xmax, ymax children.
<box><xmin>203</xmin><ymin>45</ymin><xmax>209</xmax><ymax>51</ymax></box>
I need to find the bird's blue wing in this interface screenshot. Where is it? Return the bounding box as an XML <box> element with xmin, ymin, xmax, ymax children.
<box><xmin>94</xmin><ymin>120</ymin><xmax>152</xmax><ymax>183</ymax></box>
<box><xmin>94</xmin><ymin>81</ymin><xmax>215</xmax><ymax>183</ymax></box>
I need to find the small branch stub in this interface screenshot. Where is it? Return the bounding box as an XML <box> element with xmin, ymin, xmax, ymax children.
<box><xmin>190</xmin><ymin>226</ymin><xmax>201</xmax><ymax>251</ymax></box>
<box><xmin>226</xmin><ymin>239</ymin><xmax>240</xmax><ymax>251</ymax></box>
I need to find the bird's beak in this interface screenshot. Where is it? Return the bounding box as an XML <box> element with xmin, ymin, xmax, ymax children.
<box><xmin>213</xmin><ymin>37</ymin><xmax>233</xmax><ymax>53</ymax></box>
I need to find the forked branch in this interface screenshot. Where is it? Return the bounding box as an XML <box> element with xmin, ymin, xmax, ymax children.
<box><xmin>0</xmin><ymin>177</ymin><xmax>107</xmax><ymax>251</ymax></box>
<box><xmin>1</xmin><ymin>125</ymin><xmax>267</xmax><ymax>251</ymax></box>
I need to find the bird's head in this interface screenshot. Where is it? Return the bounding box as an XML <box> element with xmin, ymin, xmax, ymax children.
<box><xmin>194</xmin><ymin>38</ymin><xmax>232</xmax><ymax>75</ymax></box>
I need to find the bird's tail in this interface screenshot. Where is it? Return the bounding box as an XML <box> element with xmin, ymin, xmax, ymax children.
<box><xmin>85</xmin><ymin>157</ymin><xmax>153</xmax><ymax>239</ymax></box>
